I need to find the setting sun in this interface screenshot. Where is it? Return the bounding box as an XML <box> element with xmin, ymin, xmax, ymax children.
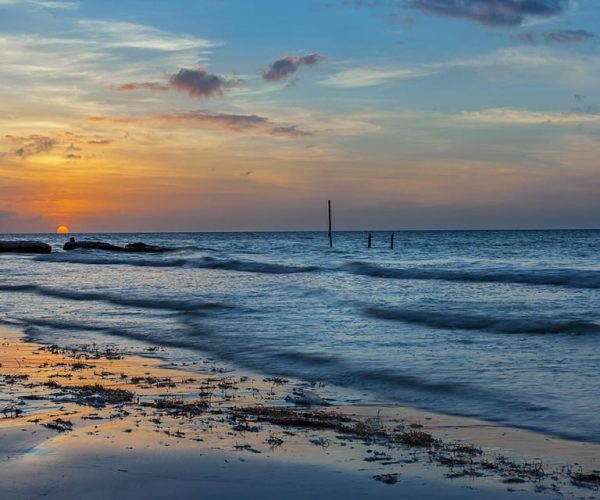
<box><xmin>56</xmin><ymin>225</ymin><xmax>70</xmax><ymax>234</ymax></box>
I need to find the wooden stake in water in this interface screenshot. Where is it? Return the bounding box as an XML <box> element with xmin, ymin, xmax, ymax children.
<box><xmin>328</xmin><ymin>200</ymin><xmax>333</xmax><ymax>248</ymax></box>
<box><xmin>390</xmin><ymin>232</ymin><xmax>395</xmax><ymax>250</ymax></box>
<box><xmin>368</xmin><ymin>232</ymin><xmax>372</xmax><ymax>249</ymax></box>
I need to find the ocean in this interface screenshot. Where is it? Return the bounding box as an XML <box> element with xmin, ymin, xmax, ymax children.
<box><xmin>1</xmin><ymin>230</ymin><xmax>599</xmax><ymax>442</ymax></box>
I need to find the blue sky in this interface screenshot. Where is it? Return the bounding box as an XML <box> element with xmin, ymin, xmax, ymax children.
<box><xmin>1</xmin><ymin>0</ymin><xmax>599</xmax><ymax>231</ymax></box>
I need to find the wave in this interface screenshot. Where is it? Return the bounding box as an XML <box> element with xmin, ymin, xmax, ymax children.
<box><xmin>16</xmin><ymin>317</ymin><xmax>198</xmax><ymax>351</ymax></box>
<box><xmin>0</xmin><ymin>283</ymin><xmax>230</xmax><ymax>313</ymax></box>
<box><xmin>34</xmin><ymin>252</ymin><xmax>318</xmax><ymax>274</ymax></box>
<box><xmin>363</xmin><ymin>306</ymin><xmax>600</xmax><ymax>334</ymax></box>
<box><xmin>347</xmin><ymin>262</ymin><xmax>600</xmax><ymax>289</ymax></box>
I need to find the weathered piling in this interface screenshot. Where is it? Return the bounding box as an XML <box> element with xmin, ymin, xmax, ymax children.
<box><xmin>328</xmin><ymin>200</ymin><xmax>333</xmax><ymax>248</ymax></box>
<box><xmin>390</xmin><ymin>232</ymin><xmax>395</xmax><ymax>249</ymax></box>
<box><xmin>368</xmin><ymin>232</ymin><xmax>372</xmax><ymax>249</ymax></box>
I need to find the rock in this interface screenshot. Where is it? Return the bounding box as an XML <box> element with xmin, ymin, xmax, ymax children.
<box><xmin>63</xmin><ymin>240</ymin><xmax>170</xmax><ymax>253</ymax></box>
<box><xmin>63</xmin><ymin>241</ymin><xmax>124</xmax><ymax>252</ymax></box>
<box><xmin>0</xmin><ymin>241</ymin><xmax>52</xmax><ymax>254</ymax></box>
<box><xmin>123</xmin><ymin>242</ymin><xmax>169</xmax><ymax>253</ymax></box>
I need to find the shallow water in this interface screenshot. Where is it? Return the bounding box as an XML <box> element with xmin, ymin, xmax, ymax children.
<box><xmin>1</xmin><ymin>230</ymin><xmax>599</xmax><ymax>442</ymax></box>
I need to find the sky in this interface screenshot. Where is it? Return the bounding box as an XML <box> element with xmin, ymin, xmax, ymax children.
<box><xmin>1</xmin><ymin>0</ymin><xmax>599</xmax><ymax>232</ymax></box>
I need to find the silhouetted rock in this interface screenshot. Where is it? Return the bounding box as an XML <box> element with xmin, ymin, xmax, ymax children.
<box><xmin>63</xmin><ymin>241</ymin><xmax>170</xmax><ymax>253</ymax></box>
<box><xmin>124</xmin><ymin>242</ymin><xmax>169</xmax><ymax>252</ymax></box>
<box><xmin>63</xmin><ymin>241</ymin><xmax>124</xmax><ymax>252</ymax></box>
<box><xmin>0</xmin><ymin>241</ymin><xmax>52</xmax><ymax>254</ymax></box>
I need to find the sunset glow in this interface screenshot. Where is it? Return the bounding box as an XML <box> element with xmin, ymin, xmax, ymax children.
<box><xmin>56</xmin><ymin>225</ymin><xmax>70</xmax><ymax>234</ymax></box>
<box><xmin>0</xmin><ymin>1</ymin><xmax>599</xmax><ymax>232</ymax></box>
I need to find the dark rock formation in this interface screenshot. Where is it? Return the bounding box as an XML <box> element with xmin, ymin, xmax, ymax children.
<box><xmin>63</xmin><ymin>241</ymin><xmax>124</xmax><ymax>252</ymax></box>
<box><xmin>124</xmin><ymin>242</ymin><xmax>169</xmax><ymax>253</ymax></box>
<box><xmin>0</xmin><ymin>241</ymin><xmax>52</xmax><ymax>254</ymax></box>
<box><xmin>63</xmin><ymin>240</ymin><xmax>170</xmax><ymax>253</ymax></box>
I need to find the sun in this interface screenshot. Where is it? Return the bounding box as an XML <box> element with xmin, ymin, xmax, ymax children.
<box><xmin>56</xmin><ymin>225</ymin><xmax>70</xmax><ymax>234</ymax></box>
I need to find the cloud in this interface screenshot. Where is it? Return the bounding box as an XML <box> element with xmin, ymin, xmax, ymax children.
<box><xmin>76</xmin><ymin>20</ymin><xmax>216</xmax><ymax>52</ymax></box>
<box><xmin>167</xmin><ymin>67</ymin><xmax>241</xmax><ymax>98</ymax></box>
<box><xmin>262</xmin><ymin>54</ymin><xmax>326</xmax><ymax>82</ymax></box>
<box><xmin>154</xmin><ymin>110</ymin><xmax>267</xmax><ymax>130</ymax></box>
<box><xmin>87</xmin><ymin>138</ymin><xmax>112</xmax><ymax>145</ymax></box>
<box><xmin>115</xmin><ymin>66</ymin><xmax>241</xmax><ymax>98</ymax></box>
<box><xmin>515</xmin><ymin>29</ymin><xmax>596</xmax><ymax>44</ymax></box>
<box><xmin>87</xmin><ymin>116</ymin><xmax>140</xmax><ymax>125</ymax></box>
<box><xmin>457</xmin><ymin>107</ymin><xmax>600</xmax><ymax>125</ymax></box>
<box><xmin>320</xmin><ymin>66</ymin><xmax>437</xmax><ymax>88</ymax></box>
<box><xmin>115</xmin><ymin>82</ymin><xmax>169</xmax><ymax>92</ymax></box>
<box><xmin>87</xmin><ymin>110</ymin><xmax>314</xmax><ymax>138</ymax></box>
<box><xmin>268</xmin><ymin>126</ymin><xmax>314</xmax><ymax>138</ymax></box>
<box><xmin>545</xmin><ymin>29</ymin><xmax>596</xmax><ymax>43</ymax></box>
<box><xmin>512</xmin><ymin>30</ymin><xmax>538</xmax><ymax>44</ymax></box>
<box><xmin>0</xmin><ymin>0</ymin><xmax>78</xmax><ymax>9</ymax></box>
<box><xmin>154</xmin><ymin>111</ymin><xmax>314</xmax><ymax>137</ymax></box>
<box><xmin>322</xmin><ymin>46</ymin><xmax>600</xmax><ymax>89</ymax></box>
<box><xmin>340</xmin><ymin>0</ymin><xmax>402</xmax><ymax>6</ymax></box>
<box><xmin>8</xmin><ymin>135</ymin><xmax>56</xmax><ymax>158</ymax></box>
<box><xmin>408</xmin><ymin>0</ymin><xmax>569</xmax><ymax>27</ymax></box>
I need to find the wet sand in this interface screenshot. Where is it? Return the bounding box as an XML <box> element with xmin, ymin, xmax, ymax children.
<box><xmin>1</xmin><ymin>326</ymin><xmax>598</xmax><ymax>499</ymax></box>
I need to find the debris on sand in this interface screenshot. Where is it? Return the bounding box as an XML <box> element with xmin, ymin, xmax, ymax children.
<box><xmin>2</xmin><ymin>404</ymin><xmax>23</xmax><ymax>418</ymax></box>
<box><xmin>147</xmin><ymin>397</ymin><xmax>209</xmax><ymax>417</ymax></box>
<box><xmin>60</xmin><ymin>384</ymin><xmax>135</xmax><ymax>408</ymax></box>
<box><xmin>43</xmin><ymin>418</ymin><xmax>73</xmax><ymax>432</ymax></box>
<box><xmin>570</xmin><ymin>471</ymin><xmax>600</xmax><ymax>486</ymax></box>
<box><xmin>395</xmin><ymin>429</ymin><xmax>437</xmax><ymax>447</ymax></box>
<box><xmin>285</xmin><ymin>388</ymin><xmax>330</xmax><ymax>407</ymax></box>
<box><xmin>373</xmin><ymin>473</ymin><xmax>398</xmax><ymax>484</ymax></box>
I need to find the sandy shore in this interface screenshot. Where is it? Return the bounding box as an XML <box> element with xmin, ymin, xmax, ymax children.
<box><xmin>1</xmin><ymin>325</ymin><xmax>598</xmax><ymax>499</ymax></box>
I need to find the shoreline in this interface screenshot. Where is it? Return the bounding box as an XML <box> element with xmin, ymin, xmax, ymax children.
<box><xmin>1</xmin><ymin>325</ymin><xmax>599</xmax><ymax>499</ymax></box>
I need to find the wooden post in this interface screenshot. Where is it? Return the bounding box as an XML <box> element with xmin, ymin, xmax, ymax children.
<box><xmin>368</xmin><ymin>232</ymin><xmax>372</xmax><ymax>249</ymax></box>
<box><xmin>390</xmin><ymin>232</ymin><xmax>395</xmax><ymax>250</ymax></box>
<box><xmin>328</xmin><ymin>200</ymin><xmax>333</xmax><ymax>248</ymax></box>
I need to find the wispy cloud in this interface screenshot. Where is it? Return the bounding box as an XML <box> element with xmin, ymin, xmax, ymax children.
<box><xmin>513</xmin><ymin>28</ymin><xmax>596</xmax><ymax>44</ymax></box>
<box><xmin>262</xmin><ymin>54</ymin><xmax>326</xmax><ymax>82</ymax></box>
<box><xmin>340</xmin><ymin>0</ymin><xmax>402</xmax><ymax>7</ymax></box>
<box><xmin>76</xmin><ymin>20</ymin><xmax>217</xmax><ymax>52</ymax></box>
<box><xmin>457</xmin><ymin>107</ymin><xmax>600</xmax><ymax>125</ymax></box>
<box><xmin>114</xmin><ymin>82</ymin><xmax>169</xmax><ymax>92</ymax></box>
<box><xmin>320</xmin><ymin>67</ymin><xmax>437</xmax><ymax>88</ymax></box>
<box><xmin>0</xmin><ymin>0</ymin><xmax>78</xmax><ymax>9</ymax></box>
<box><xmin>408</xmin><ymin>0</ymin><xmax>570</xmax><ymax>27</ymax></box>
<box><xmin>4</xmin><ymin>134</ymin><xmax>56</xmax><ymax>158</ymax></box>
<box><xmin>87</xmin><ymin>110</ymin><xmax>314</xmax><ymax>138</ymax></box>
<box><xmin>321</xmin><ymin>46</ymin><xmax>600</xmax><ymax>89</ymax></box>
<box><xmin>545</xmin><ymin>29</ymin><xmax>596</xmax><ymax>43</ymax></box>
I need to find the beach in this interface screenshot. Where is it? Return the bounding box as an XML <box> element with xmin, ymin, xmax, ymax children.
<box><xmin>1</xmin><ymin>325</ymin><xmax>599</xmax><ymax>499</ymax></box>
<box><xmin>3</xmin><ymin>0</ymin><xmax>600</xmax><ymax>496</ymax></box>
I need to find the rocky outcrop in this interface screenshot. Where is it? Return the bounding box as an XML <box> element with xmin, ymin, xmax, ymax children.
<box><xmin>63</xmin><ymin>241</ymin><xmax>170</xmax><ymax>253</ymax></box>
<box><xmin>0</xmin><ymin>241</ymin><xmax>52</xmax><ymax>254</ymax></box>
<box><xmin>124</xmin><ymin>242</ymin><xmax>169</xmax><ymax>253</ymax></box>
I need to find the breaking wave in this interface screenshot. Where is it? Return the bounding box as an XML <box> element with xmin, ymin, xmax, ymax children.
<box><xmin>0</xmin><ymin>283</ymin><xmax>230</xmax><ymax>313</ymax></box>
<box><xmin>363</xmin><ymin>306</ymin><xmax>600</xmax><ymax>334</ymax></box>
<box><xmin>34</xmin><ymin>252</ymin><xmax>319</xmax><ymax>274</ymax></box>
<box><xmin>348</xmin><ymin>262</ymin><xmax>600</xmax><ymax>289</ymax></box>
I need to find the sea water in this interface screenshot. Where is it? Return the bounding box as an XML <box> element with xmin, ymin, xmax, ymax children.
<box><xmin>1</xmin><ymin>230</ymin><xmax>599</xmax><ymax>442</ymax></box>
